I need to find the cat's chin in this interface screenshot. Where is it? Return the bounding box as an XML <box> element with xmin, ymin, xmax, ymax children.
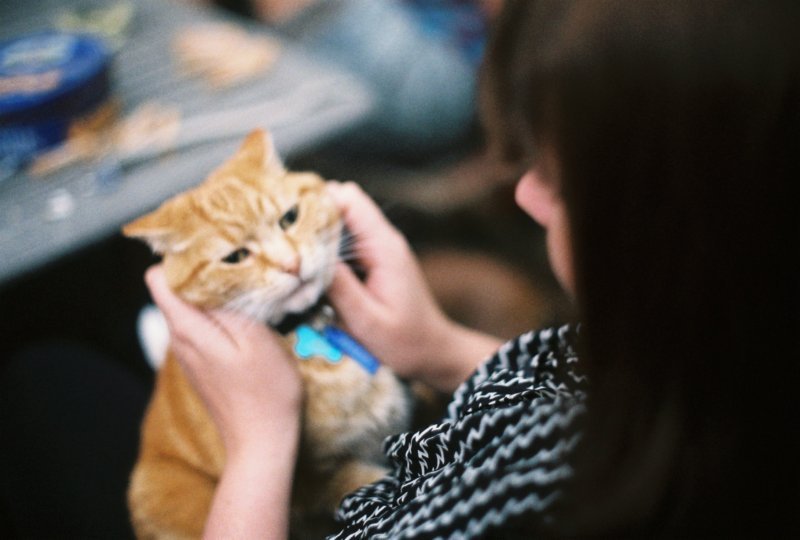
<box><xmin>281</xmin><ymin>279</ymin><xmax>324</xmax><ymax>317</ymax></box>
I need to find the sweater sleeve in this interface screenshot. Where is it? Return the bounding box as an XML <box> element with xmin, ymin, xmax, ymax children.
<box><xmin>329</xmin><ymin>324</ymin><xmax>588</xmax><ymax>540</ymax></box>
<box><xmin>448</xmin><ymin>324</ymin><xmax>586</xmax><ymax>421</ymax></box>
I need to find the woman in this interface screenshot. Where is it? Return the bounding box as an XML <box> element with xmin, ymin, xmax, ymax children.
<box><xmin>146</xmin><ymin>0</ymin><xmax>799</xmax><ymax>536</ymax></box>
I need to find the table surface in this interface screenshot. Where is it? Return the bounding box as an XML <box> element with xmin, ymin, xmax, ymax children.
<box><xmin>0</xmin><ymin>0</ymin><xmax>374</xmax><ymax>285</ymax></box>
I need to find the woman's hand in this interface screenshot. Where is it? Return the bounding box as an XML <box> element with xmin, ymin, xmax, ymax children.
<box><xmin>145</xmin><ymin>266</ymin><xmax>302</xmax><ymax>456</ymax></box>
<box><xmin>145</xmin><ymin>266</ymin><xmax>301</xmax><ymax>538</ymax></box>
<box><xmin>326</xmin><ymin>182</ymin><xmax>501</xmax><ymax>393</ymax></box>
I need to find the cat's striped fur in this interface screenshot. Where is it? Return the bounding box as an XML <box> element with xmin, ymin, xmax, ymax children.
<box><xmin>123</xmin><ymin>130</ymin><xmax>411</xmax><ymax>539</ymax></box>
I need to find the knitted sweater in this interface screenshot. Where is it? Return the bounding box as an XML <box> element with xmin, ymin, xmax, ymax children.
<box><xmin>331</xmin><ymin>324</ymin><xmax>588</xmax><ymax>539</ymax></box>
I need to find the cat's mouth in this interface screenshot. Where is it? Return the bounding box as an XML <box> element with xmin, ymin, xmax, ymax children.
<box><xmin>284</xmin><ymin>277</ymin><xmax>320</xmax><ymax>305</ymax></box>
<box><xmin>290</xmin><ymin>278</ymin><xmax>313</xmax><ymax>294</ymax></box>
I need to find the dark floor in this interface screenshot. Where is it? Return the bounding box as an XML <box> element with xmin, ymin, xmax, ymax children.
<box><xmin>0</xmin><ymin>235</ymin><xmax>156</xmax><ymax>385</ymax></box>
<box><xmin>0</xmin><ymin>234</ymin><xmax>156</xmax><ymax>539</ymax></box>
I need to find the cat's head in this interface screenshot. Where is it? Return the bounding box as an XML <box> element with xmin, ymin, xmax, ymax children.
<box><xmin>123</xmin><ymin>129</ymin><xmax>342</xmax><ymax>323</ymax></box>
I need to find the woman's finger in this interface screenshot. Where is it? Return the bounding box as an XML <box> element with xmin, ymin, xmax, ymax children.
<box><xmin>326</xmin><ymin>181</ymin><xmax>402</xmax><ymax>267</ymax></box>
<box><xmin>145</xmin><ymin>265</ymin><xmax>234</xmax><ymax>348</ymax></box>
<box><xmin>328</xmin><ymin>262</ymin><xmax>383</xmax><ymax>331</ymax></box>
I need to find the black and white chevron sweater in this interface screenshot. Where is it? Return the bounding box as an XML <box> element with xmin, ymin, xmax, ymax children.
<box><xmin>330</xmin><ymin>324</ymin><xmax>588</xmax><ymax>539</ymax></box>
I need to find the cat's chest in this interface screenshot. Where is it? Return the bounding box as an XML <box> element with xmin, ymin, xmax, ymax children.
<box><xmin>288</xmin><ymin>323</ymin><xmax>382</xmax><ymax>409</ymax></box>
<box><xmin>284</xmin><ymin>323</ymin><xmax>411</xmax><ymax>457</ymax></box>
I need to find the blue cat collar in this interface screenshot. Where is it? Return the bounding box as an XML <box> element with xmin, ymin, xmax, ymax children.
<box><xmin>293</xmin><ymin>323</ymin><xmax>380</xmax><ymax>375</ymax></box>
<box><xmin>322</xmin><ymin>324</ymin><xmax>380</xmax><ymax>375</ymax></box>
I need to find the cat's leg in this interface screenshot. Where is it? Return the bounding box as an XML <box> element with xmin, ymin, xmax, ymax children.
<box><xmin>128</xmin><ymin>456</ymin><xmax>215</xmax><ymax>540</ymax></box>
<box><xmin>127</xmin><ymin>354</ymin><xmax>224</xmax><ymax>540</ymax></box>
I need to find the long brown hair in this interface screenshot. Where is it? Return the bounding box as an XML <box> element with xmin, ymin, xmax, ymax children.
<box><xmin>482</xmin><ymin>1</ymin><xmax>799</xmax><ymax>535</ymax></box>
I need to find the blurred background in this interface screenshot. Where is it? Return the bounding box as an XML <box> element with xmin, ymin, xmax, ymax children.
<box><xmin>0</xmin><ymin>0</ymin><xmax>570</xmax><ymax>537</ymax></box>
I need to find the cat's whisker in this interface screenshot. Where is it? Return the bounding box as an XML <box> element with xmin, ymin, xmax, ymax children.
<box><xmin>337</xmin><ymin>252</ymin><xmax>362</xmax><ymax>264</ymax></box>
<box><xmin>336</xmin><ymin>234</ymin><xmax>362</xmax><ymax>251</ymax></box>
<box><xmin>337</xmin><ymin>229</ymin><xmax>359</xmax><ymax>247</ymax></box>
<box><xmin>337</xmin><ymin>233</ymin><xmax>368</xmax><ymax>254</ymax></box>
<box><xmin>339</xmin><ymin>236</ymin><xmax>374</xmax><ymax>256</ymax></box>
<box><xmin>337</xmin><ymin>243</ymin><xmax>372</xmax><ymax>262</ymax></box>
<box><xmin>223</xmin><ymin>288</ymin><xmax>282</xmax><ymax>325</ymax></box>
<box><xmin>339</xmin><ymin>241</ymin><xmax>361</xmax><ymax>251</ymax></box>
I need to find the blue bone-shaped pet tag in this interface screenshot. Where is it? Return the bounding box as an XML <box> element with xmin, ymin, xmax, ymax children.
<box><xmin>293</xmin><ymin>324</ymin><xmax>343</xmax><ymax>363</ymax></box>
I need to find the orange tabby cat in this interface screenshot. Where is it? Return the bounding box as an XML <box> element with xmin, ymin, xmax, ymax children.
<box><xmin>123</xmin><ymin>130</ymin><xmax>411</xmax><ymax>539</ymax></box>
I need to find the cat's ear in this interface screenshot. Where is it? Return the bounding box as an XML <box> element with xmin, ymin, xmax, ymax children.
<box><xmin>122</xmin><ymin>198</ymin><xmax>191</xmax><ymax>254</ymax></box>
<box><xmin>235</xmin><ymin>128</ymin><xmax>285</xmax><ymax>175</ymax></box>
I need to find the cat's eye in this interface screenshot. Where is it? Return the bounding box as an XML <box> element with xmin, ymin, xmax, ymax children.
<box><xmin>221</xmin><ymin>247</ymin><xmax>250</xmax><ymax>264</ymax></box>
<box><xmin>279</xmin><ymin>204</ymin><xmax>299</xmax><ymax>230</ymax></box>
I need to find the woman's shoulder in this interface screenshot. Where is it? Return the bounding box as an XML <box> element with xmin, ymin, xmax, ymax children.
<box><xmin>448</xmin><ymin>324</ymin><xmax>586</xmax><ymax>421</ymax></box>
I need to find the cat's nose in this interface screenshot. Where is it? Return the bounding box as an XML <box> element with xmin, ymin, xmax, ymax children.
<box><xmin>281</xmin><ymin>255</ymin><xmax>301</xmax><ymax>276</ymax></box>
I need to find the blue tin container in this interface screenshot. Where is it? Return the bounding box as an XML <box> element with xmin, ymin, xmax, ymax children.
<box><xmin>0</xmin><ymin>31</ymin><xmax>112</xmax><ymax>165</ymax></box>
